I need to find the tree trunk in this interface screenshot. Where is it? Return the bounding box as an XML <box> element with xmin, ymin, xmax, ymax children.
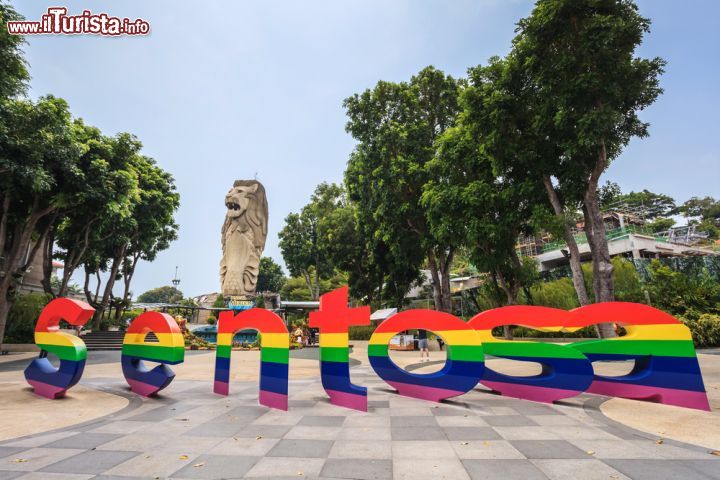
<box><xmin>542</xmin><ymin>175</ymin><xmax>590</xmax><ymax>307</ymax></box>
<box><xmin>41</xmin><ymin>222</ymin><xmax>57</xmax><ymax>297</ymax></box>
<box><xmin>0</xmin><ymin>199</ymin><xmax>56</xmax><ymax>344</ymax></box>
<box><xmin>426</xmin><ymin>250</ymin><xmax>444</xmax><ymax>312</ymax></box>
<box><xmin>0</xmin><ymin>283</ymin><xmax>11</xmax><ymax>347</ymax></box>
<box><xmin>115</xmin><ymin>253</ymin><xmax>139</xmax><ymax>321</ymax></box>
<box><xmin>439</xmin><ymin>248</ymin><xmax>455</xmax><ymax>313</ymax></box>
<box><xmin>582</xmin><ymin>142</ymin><xmax>616</xmax><ymax>338</ymax></box>
<box><xmin>495</xmin><ymin>269</ymin><xmax>517</xmax><ymax>340</ymax></box>
<box><xmin>92</xmin><ymin>249</ymin><xmax>125</xmax><ymax>329</ymax></box>
<box><xmin>58</xmin><ymin>222</ymin><xmax>95</xmax><ymax>297</ymax></box>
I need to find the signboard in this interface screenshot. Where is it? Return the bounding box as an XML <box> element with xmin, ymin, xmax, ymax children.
<box><xmin>227</xmin><ymin>295</ymin><xmax>254</xmax><ymax>311</ymax></box>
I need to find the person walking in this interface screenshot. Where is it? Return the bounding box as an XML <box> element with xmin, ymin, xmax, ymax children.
<box><xmin>417</xmin><ymin>329</ymin><xmax>429</xmax><ymax>362</ymax></box>
<box><xmin>436</xmin><ymin>335</ymin><xmax>444</xmax><ymax>351</ymax></box>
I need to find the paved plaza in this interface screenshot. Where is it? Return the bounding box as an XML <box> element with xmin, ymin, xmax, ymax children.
<box><xmin>0</xmin><ymin>355</ymin><xmax>719</xmax><ymax>480</ymax></box>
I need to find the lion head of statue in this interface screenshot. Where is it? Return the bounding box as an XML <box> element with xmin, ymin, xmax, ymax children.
<box><xmin>221</xmin><ymin>180</ymin><xmax>268</xmax><ymax>253</ymax></box>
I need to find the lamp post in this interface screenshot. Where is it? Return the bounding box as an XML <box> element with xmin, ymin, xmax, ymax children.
<box><xmin>172</xmin><ymin>266</ymin><xmax>180</xmax><ymax>287</ymax></box>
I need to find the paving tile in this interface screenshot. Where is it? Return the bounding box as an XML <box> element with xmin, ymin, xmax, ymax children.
<box><xmin>435</xmin><ymin>416</ymin><xmax>489</xmax><ymax>427</ymax></box>
<box><xmin>390</xmin><ymin>416</ymin><xmax>439</xmax><ymax>427</ymax></box>
<box><xmin>603</xmin><ymin>459</ymin><xmax>717</xmax><ymax>480</ymax></box>
<box><xmin>388</xmin><ymin>407</ymin><xmax>434</xmax><ymax>416</ymax></box>
<box><xmin>532</xmin><ymin>459</ymin><xmax>630</xmax><ymax>480</ymax></box>
<box><xmin>674</xmin><ymin>459</ymin><xmax>720</xmax><ymax>478</ymax></box>
<box><xmin>0</xmin><ymin>472</ymin><xmax>24</xmax><ymax>479</ymax></box>
<box><xmin>329</xmin><ymin>440</ymin><xmax>392</xmax><ymax>460</ymax></box>
<box><xmin>567</xmin><ymin>439</ymin><xmax>661</xmax><ymax>459</ymax></box>
<box><xmin>483</xmin><ymin>415</ymin><xmax>538</xmax><ymax>427</ymax></box>
<box><xmin>232</xmin><ymin>424</ymin><xmax>293</xmax><ymax>439</ymax></box>
<box><xmin>432</xmin><ymin>406</ymin><xmax>475</xmax><ymax>416</ymax></box>
<box><xmin>0</xmin><ymin>447</ymin><xmax>84</xmax><ymax>472</ymax></box>
<box><xmin>343</xmin><ymin>416</ymin><xmax>391</xmax><ymax>428</ymax></box>
<box><xmin>321</xmin><ymin>458</ymin><xmax>392</xmax><ymax>480</ymax></box>
<box><xmin>484</xmin><ymin>406</ymin><xmax>521</xmax><ymax>416</ymax></box>
<box><xmin>125</xmin><ymin>403</ymin><xmax>197</xmax><ymax>421</ymax></box>
<box><xmin>284</xmin><ymin>425</ymin><xmax>342</xmax><ymax>440</ymax></box>
<box><xmin>338</xmin><ymin>427</ymin><xmax>391</xmax><ymax>441</ymax></box>
<box><xmin>225</xmin><ymin>405</ymin><xmax>274</xmax><ymax>418</ymax></box>
<box><xmin>267</xmin><ymin>439</ymin><xmax>334</xmax><ymax>458</ymax></box>
<box><xmin>0</xmin><ymin>447</ymin><xmax>26</xmax><ymax>461</ymax></box>
<box><xmin>252</xmin><ymin>411</ymin><xmax>304</xmax><ymax>426</ymax></box>
<box><xmin>543</xmin><ymin>426</ymin><xmax>621</xmax><ymax>440</ymax></box>
<box><xmin>462</xmin><ymin>459</ymin><xmax>548</xmax><ymax>480</ymax></box>
<box><xmin>443</xmin><ymin>427</ymin><xmax>501</xmax><ymax>441</ymax></box>
<box><xmin>625</xmin><ymin>440</ymin><xmax>713</xmax><ymax>460</ymax></box>
<box><xmin>87</xmin><ymin>421</ymin><xmax>151</xmax><ymax>435</ymax></box>
<box><xmin>102</xmin><ymin>451</ymin><xmax>199</xmax><ymax>478</ymax></box>
<box><xmin>1</xmin><ymin>432</ymin><xmax>79</xmax><ymax>449</ymax></box>
<box><xmin>510</xmin><ymin>440</ymin><xmax>590</xmax><ymax>459</ymax></box>
<box><xmin>245</xmin><ymin>456</ymin><xmax>325</xmax><ymax>477</ymax></box>
<box><xmin>527</xmin><ymin>415</ymin><xmax>583</xmax><ymax>427</ymax></box>
<box><xmin>169</xmin><ymin>453</ymin><xmax>259</xmax><ymax>479</ymax></box>
<box><xmin>509</xmin><ymin>404</ymin><xmax>562</xmax><ymax>416</ymax></box>
<box><xmin>183</xmin><ymin>419</ymin><xmax>250</xmax><ymax>437</ymax></box>
<box><xmin>393</xmin><ymin>458</ymin><xmax>470</xmax><ymax>480</ymax></box>
<box><xmin>391</xmin><ymin>441</ymin><xmax>457</xmax><ymax>459</ymax></box>
<box><xmin>94</xmin><ymin>434</ymin><xmax>172</xmax><ymax>452</ymax></box>
<box><xmin>40</xmin><ymin>433</ymin><xmax>121</xmax><ymax>450</ymax></box>
<box><xmin>451</xmin><ymin>440</ymin><xmax>526</xmax><ymax>460</ymax></box>
<box><xmin>493</xmin><ymin>426</ymin><xmax>562</xmax><ymax>441</ymax></box>
<box><xmin>298</xmin><ymin>416</ymin><xmax>347</xmax><ymax>427</ymax></box>
<box><xmin>288</xmin><ymin>400</ymin><xmax>318</xmax><ymax>408</ymax></box>
<box><xmin>211</xmin><ymin>436</ymin><xmax>280</xmax><ymax>456</ymax></box>
<box><xmin>14</xmin><ymin>473</ymin><xmax>94</xmax><ymax>480</ymax></box>
<box><xmin>391</xmin><ymin>426</ymin><xmax>446</xmax><ymax>441</ymax></box>
<box><xmin>38</xmin><ymin>450</ymin><xmax>138</xmax><ymax>475</ymax></box>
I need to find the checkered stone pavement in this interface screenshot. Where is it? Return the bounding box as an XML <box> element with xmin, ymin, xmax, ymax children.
<box><xmin>0</xmin><ymin>364</ymin><xmax>718</xmax><ymax>479</ymax></box>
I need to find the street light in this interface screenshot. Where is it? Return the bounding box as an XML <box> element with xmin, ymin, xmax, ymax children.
<box><xmin>172</xmin><ymin>266</ymin><xmax>180</xmax><ymax>287</ymax></box>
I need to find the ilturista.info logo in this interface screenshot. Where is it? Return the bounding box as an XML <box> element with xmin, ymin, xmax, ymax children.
<box><xmin>7</xmin><ymin>7</ymin><xmax>150</xmax><ymax>36</ymax></box>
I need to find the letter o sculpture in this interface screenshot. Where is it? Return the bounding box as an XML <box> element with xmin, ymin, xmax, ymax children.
<box><xmin>368</xmin><ymin>310</ymin><xmax>484</xmax><ymax>402</ymax></box>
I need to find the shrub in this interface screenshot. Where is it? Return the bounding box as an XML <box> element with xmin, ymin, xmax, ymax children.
<box><xmin>5</xmin><ymin>293</ymin><xmax>52</xmax><ymax>343</ymax></box>
<box><xmin>680</xmin><ymin>312</ymin><xmax>720</xmax><ymax>348</ymax></box>
<box><xmin>530</xmin><ymin>277</ymin><xmax>579</xmax><ymax>310</ymax></box>
<box><xmin>349</xmin><ymin>325</ymin><xmax>375</xmax><ymax>341</ymax></box>
<box><xmin>206</xmin><ymin>316</ymin><xmax>217</xmax><ymax>325</ymax></box>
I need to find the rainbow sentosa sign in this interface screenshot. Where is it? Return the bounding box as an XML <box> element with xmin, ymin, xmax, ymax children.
<box><xmin>24</xmin><ymin>287</ymin><xmax>711</xmax><ymax>412</ymax></box>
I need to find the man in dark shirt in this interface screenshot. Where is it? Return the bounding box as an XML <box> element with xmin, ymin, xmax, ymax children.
<box><xmin>417</xmin><ymin>329</ymin><xmax>429</xmax><ymax>362</ymax></box>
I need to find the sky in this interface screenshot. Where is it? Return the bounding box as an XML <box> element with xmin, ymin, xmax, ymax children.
<box><xmin>14</xmin><ymin>0</ymin><xmax>720</xmax><ymax>299</ymax></box>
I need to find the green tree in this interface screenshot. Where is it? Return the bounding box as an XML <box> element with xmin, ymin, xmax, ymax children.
<box><xmin>0</xmin><ymin>1</ymin><xmax>28</xmax><ymax>101</ymax></box>
<box><xmin>136</xmin><ymin>286</ymin><xmax>184</xmax><ymax>304</ymax></box>
<box><xmin>114</xmin><ymin>155</ymin><xmax>180</xmax><ymax>320</ymax></box>
<box><xmin>422</xmin><ymin>121</ymin><xmax>543</xmax><ymax>336</ymax></box>
<box><xmin>459</xmin><ymin>55</ymin><xmax>593</xmax><ymax>312</ymax></box>
<box><xmin>257</xmin><ymin>257</ymin><xmax>286</xmax><ymax>293</ymax></box>
<box><xmin>615</xmin><ymin>189</ymin><xmax>676</xmax><ymax>220</ymax></box>
<box><xmin>42</xmin><ymin>123</ymin><xmax>138</xmax><ymax>298</ymax></box>
<box><xmin>645</xmin><ymin>217</ymin><xmax>675</xmax><ymax>233</ymax></box>
<box><xmin>279</xmin><ymin>183</ymin><xmax>344</xmax><ymax>300</ymax></box>
<box><xmin>0</xmin><ymin>96</ymin><xmax>82</xmax><ymax>344</ymax></box>
<box><xmin>678</xmin><ymin>196</ymin><xmax>720</xmax><ymax>239</ymax></box>
<box><xmin>344</xmin><ymin>66</ymin><xmax>461</xmax><ymax>312</ymax></box>
<box><xmin>212</xmin><ymin>294</ymin><xmax>226</xmax><ymax>309</ymax></box>
<box><xmin>511</xmin><ymin>0</ymin><xmax>666</xmax><ymax>322</ymax></box>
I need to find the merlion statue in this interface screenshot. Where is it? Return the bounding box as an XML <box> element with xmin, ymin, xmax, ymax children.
<box><xmin>220</xmin><ymin>180</ymin><xmax>268</xmax><ymax>298</ymax></box>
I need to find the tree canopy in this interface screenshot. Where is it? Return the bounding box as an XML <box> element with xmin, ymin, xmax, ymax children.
<box><xmin>344</xmin><ymin>66</ymin><xmax>461</xmax><ymax>311</ymax></box>
<box><xmin>257</xmin><ymin>257</ymin><xmax>286</xmax><ymax>293</ymax></box>
<box><xmin>137</xmin><ymin>286</ymin><xmax>184</xmax><ymax>304</ymax></box>
<box><xmin>0</xmin><ymin>7</ymin><xmax>179</xmax><ymax>340</ymax></box>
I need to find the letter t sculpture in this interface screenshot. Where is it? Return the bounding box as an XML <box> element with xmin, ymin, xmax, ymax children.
<box><xmin>310</xmin><ymin>287</ymin><xmax>370</xmax><ymax>411</ymax></box>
